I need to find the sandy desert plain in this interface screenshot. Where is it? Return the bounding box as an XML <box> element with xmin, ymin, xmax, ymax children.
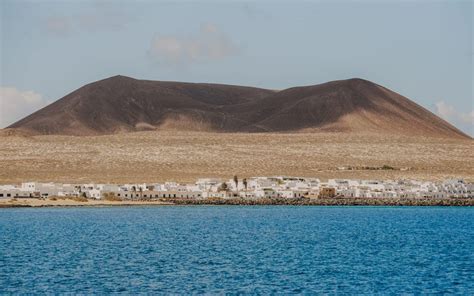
<box><xmin>1</xmin><ymin>130</ymin><xmax>473</xmax><ymax>184</ymax></box>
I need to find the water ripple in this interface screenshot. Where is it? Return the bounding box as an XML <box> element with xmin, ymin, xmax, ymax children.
<box><xmin>0</xmin><ymin>206</ymin><xmax>473</xmax><ymax>294</ymax></box>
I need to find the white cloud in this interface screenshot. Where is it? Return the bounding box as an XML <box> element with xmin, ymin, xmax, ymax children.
<box><xmin>460</xmin><ymin>110</ymin><xmax>474</xmax><ymax>125</ymax></box>
<box><xmin>44</xmin><ymin>4</ymin><xmax>132</xmax><ymax>36</ymax></box>
<box><xmin>148</xmin><ymin>23</ymin><xmax>239</xmax><ymax>65</ymax></box>
<box><xmin>0</xmin><ymin>87</ymin><xmax>49</xmax><ymax>127</ymax></box>
<box><xmin>45</xmin><ymin>16</ymin><xmax>72</xmax><ymax>36</ymax></box>
<box><xmin>435</xmin><ymin>101</ymin><xmax>473</xmax><ymax>125</ymax></box>
<box><xmin>76</xmin><ymin>13</ymin><xmax>127</xmax><ymax>32</ymax></box>
<box><xmin>435</xmin><ymin>101</ymin><xmax>456</xmax><ymax>120</ymax></box>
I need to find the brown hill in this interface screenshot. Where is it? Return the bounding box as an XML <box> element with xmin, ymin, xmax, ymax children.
<box><xmin>7</xmin><ymin>75</ymin><xmax>469</xmax><ymax>138</ymax></box>
<box><xmin>7</xmin><ymin>75</ymin><xmax>273</xmax><ymax>135</ymax></box>
<box><xmin>229</xmin><ymin>78</ymin><xmax>468</xmax><ymax>137</ymax></box>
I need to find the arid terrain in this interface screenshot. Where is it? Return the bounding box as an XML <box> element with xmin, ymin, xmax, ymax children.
<box><xmin>4</xmin><ymin>76</ymin><xmax>470</xmax><ymax>184</ymax></box>
<box><xmin>1</xmin><ymin>131</ymin><xmax>472</xmax><ymax>184</ymax></box>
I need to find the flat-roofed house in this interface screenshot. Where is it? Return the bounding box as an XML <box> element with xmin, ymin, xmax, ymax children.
<box><xmin>319</xmin><ymin>187</ymin><xmax>336</xmax><ymax>198</ymax></box>
<box><xmin>0</xmin><ymin>188</ymin><xmax>30</xmax><ymax>199</ymax></box>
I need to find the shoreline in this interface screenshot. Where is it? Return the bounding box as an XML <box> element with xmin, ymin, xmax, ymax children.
<box><xmin>1</xmin><ymin>197</ymin><xmax>473</xmax><ymax>208</ymax></box>
<box><xmin>0</xmin><ymin>198</ymin><xmax>174</xmax><ymax>208</ymax></box>
<box><xmin>168</xmin><ymin>197</ymin><xmax>474</xmax><ymax>206</ymax></box>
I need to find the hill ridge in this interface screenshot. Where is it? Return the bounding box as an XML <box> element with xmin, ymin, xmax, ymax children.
<box><xmin>7</xmin><ymin>75</ymin><xmax>469</xmax><ymax>139</ymax></box>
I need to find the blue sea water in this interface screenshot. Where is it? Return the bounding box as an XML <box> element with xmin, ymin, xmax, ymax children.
<box><xmin>0</xmin><ymin>206</ymin><xmax>473</xmax><ymax>294</ymax></box>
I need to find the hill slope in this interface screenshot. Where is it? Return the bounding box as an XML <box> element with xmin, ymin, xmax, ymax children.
<box><xmin>7</xmin><ymin>75</ymin><xmax>469</xmax><ymax>138</ymax></box>
<box><xmin>8</xmin><ymin>75</ymin><xmax>274</xmax><ymax>135</ymax></box>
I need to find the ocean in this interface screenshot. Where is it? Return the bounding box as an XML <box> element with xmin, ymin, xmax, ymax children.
<box><xmin>1</xmin><ymin>206</ymin><xmax>473</xmax><ymax>294</ymax></box>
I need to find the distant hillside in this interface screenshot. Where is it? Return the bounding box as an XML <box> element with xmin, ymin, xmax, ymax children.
<box><xmin>7</xmin><ymin>75</ymin><xmax>469</xmax><ymax>138</ymax></box>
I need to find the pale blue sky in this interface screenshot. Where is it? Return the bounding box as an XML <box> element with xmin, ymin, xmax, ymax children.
<box><xmin>1</xmin><ymin>0</ymin><xmax>473</xmax><ymax>135</ymax></box>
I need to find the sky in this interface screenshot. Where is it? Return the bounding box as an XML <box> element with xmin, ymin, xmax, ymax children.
<box><xmin>1</xmin><ymin>0</ymin><xmax>473</xmax><ymax>135</ymax></box>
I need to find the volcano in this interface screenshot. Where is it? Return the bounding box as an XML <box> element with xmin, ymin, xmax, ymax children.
<box><xmin>7</xmin><ymin>75</ymin><xmax>469</xmax><ymax>138</ymax></box>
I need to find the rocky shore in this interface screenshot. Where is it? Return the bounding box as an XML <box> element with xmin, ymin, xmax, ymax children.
<box><xmin>1</xmin><ymin>197</ymin><xmax>473</xmax><ymax>208</ymax></box>
<box><xmin>168</xmin><ymin>197</ymin><xmax>474</xmax><ymax>206</ymax></box>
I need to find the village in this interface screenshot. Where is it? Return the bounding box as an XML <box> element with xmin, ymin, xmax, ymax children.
<box><xmin>0</xmin><ymin>176</ymin><xmax>472</xmax><ymax>201</ymax></box>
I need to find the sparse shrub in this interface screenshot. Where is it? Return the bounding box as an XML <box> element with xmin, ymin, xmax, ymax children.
<box><xmin>49</xmin><ymin>197</ymin><xmax>57</xmax><ymax>201</ymax></box>
<box><xmin>218</xmin><ymin>182</ymin><xmax>229</xmax><ymax>192</ymax></box>
<box><xmin>71</xmin><ymin>196</ymin><xmax>88</xmax><ymax>202</ymax></box>
<box><xmin>382</xmin><ymin>165</ymin><xmax>395</xmax><ymax>170</ymax></box>
<box><xmin>103</xmin><ymin>192</ymin><xmax>122</xmax><ymax>201</ymax></box>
